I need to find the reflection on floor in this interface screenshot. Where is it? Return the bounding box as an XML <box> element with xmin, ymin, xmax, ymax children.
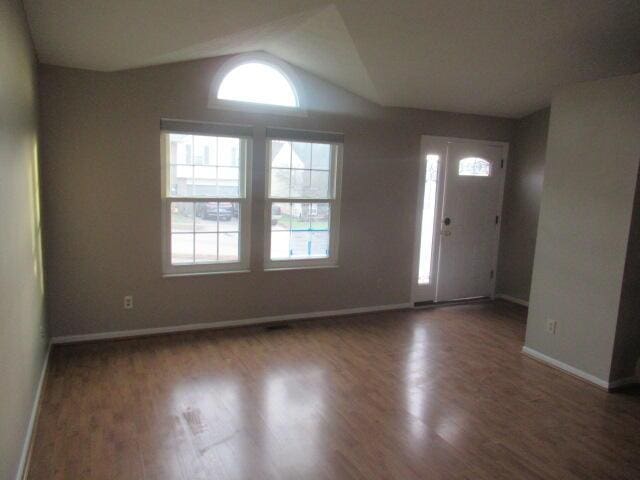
<box><xmin>27</xmin><ymin>301</ymin><xmax>640</xmax><ymax>479</ymax></box>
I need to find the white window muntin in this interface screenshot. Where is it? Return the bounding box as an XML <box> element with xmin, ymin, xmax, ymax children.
<box><xmin>161</xmin><ymin>121</ymin><xmax>252</xmax><ymax>275</ymax></box>
<box><xmin>264</xmin><ymin>133</ymin><xmax>342</xmax><ymax>269</ymax></box>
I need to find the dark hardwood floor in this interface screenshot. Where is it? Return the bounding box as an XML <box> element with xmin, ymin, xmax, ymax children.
<box><xmin>27</xmin><ymin>301</ymin><xmax>640</xmax><ymax>479</ymax></box>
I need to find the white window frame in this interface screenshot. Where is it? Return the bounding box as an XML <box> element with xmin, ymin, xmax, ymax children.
<box><xmin>161</xmin><ymin>120</ymin><xmax>253</xmax><ymax>276</ymax></box>
<box><xmin>458</xmin><ymin>157</ymin><xmax>492</xmax><ymax>177</ymax></box>
<box><xmin>264</xmin><ymin>130</ymin><xmax>343</xmax><ymax>270</ymax></box>
<box><xmin>208</xmin><ymin>52</ymin><xmax>307</xmax><ymax>117</ymax></box>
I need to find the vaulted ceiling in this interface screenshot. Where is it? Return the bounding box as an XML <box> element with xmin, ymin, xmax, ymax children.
<box><xmin>23</xmin><ymin>0</ymin><xmax>640</xmax><ymax>118</ymax></box>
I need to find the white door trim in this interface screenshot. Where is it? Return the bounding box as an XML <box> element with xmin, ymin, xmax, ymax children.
<box><xmin>411</xmin><ymin>136</ymin><xmax>509</xmax><ymax>305</ymax></box>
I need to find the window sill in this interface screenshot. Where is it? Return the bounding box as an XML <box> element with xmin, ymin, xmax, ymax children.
<box><xmin>263</xmin><ymin>264</ymin><xmax>339</xmax><ymax>272</ymax></box>
<box><xmin>208</xmin><ymin>99</ymin><xmax>308</xmax><ymax>118</ymax></box>
<box><xmin>163</xmin><ymin>269</ymin><xmax>251</xmax><ymax>278</ymax></box>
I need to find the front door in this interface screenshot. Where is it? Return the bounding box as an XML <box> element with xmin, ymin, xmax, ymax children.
<box><xmin>413</xmin><ymin>137</ymin><xmax>506</xmax><ymax>303</ymax></box>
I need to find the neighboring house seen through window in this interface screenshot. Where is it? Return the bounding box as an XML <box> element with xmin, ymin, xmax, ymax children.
<box><xmin>265</xmin><ymin>129</ymin><xmax>343</xmax><ymax>269</ymax></box>
<box><xmin>161</xmin><ymin>121</ymin><xmax>252</xmax><ymax>275</ymax></box>
<box><xmin>161</xmin><ymin>57</ymin><xmax>343</xmax><ymax>276</ymax></box>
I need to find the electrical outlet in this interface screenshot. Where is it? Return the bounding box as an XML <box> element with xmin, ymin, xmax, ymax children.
<box><xmin>546</xmin><ymin>318</ymin><xmax>557</xmax><ymax>335</ymax></box>
<box><xmin>124</xmin><ymin>295</ymin><xmax>134</xmax><ymax>310</ymax></box>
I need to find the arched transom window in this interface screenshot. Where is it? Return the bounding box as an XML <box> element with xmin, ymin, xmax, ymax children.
<box><xmin>458</xmin><ymin>157</ymin><xmax>491</xmax><ymax>177</ymax></box>
<box><xmin>217</xmin><ymin>62</ymin><xmax>299</xmax><ymax>108</ymax></box>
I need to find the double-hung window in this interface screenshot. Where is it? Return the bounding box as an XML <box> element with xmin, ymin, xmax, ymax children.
<box><xmin>161</xmin><ymin>120</ymin><xmax>252</xmax><ymax>275</ymax></box>
<box><xmin>265</xmin><ymin>128</ymin><xmax>343</xmax><ymax>269</ymax></box>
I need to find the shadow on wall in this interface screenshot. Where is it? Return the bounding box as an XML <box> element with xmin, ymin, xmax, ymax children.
<box><xmin>611</xmin><ymin>160</ymin><xmax>640</xmax><ymax>383</ymax></box>
<box><xmin>496</xmin><ymin>108</ymin><xmax>550</xmax><ymax>304</ymax></box>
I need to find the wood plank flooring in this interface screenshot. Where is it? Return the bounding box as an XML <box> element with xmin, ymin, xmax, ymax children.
<box><xmin>27</xmin><ymin>301</ymin><xmax>640</xmax><ymax>479</ymax></box>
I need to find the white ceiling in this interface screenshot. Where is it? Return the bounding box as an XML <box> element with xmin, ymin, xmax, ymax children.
<box><xmin>23</xmin><ymin>0</ymin><xmax>640</xmax><ymax>118</ymax></box>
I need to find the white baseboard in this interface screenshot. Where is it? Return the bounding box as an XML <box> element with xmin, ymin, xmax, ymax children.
<box><xmin>51</xmin><ymin>303</ymin><xmax>412</xmax><ymax>345</ymax></box>
<box><xmin>496</xmin><ymin>293</ymin><xmax>529</xmax><ymax>307</ymax></box>
<box><xmin>16</xmin><ymin>341</ymin><xmax>51</xmax><ymax>480</ymax></box>
<box><xmin>521</xmin><ymin>346</ymin><xmax>611</xmax><ymax>390</ymax></box>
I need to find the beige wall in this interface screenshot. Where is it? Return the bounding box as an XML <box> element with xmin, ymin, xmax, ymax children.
<box><xmin>525</xmin><ymin>73</ymin><xmax>640</xmax><ymax>383</ymax></box>
<box><xmin>0</xmin><ymin>1</ymin><xmax>47</xmax><ymax>479</ymax></box>
<box><xmin>497</xmin><ymin>108</ymin><xmax>549</xmax><ymax>303</ymax></box>
<box><xmin>38</xmin><ymin>57</ymin><xmax>514</xmax><ymax>338</ymax></box>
